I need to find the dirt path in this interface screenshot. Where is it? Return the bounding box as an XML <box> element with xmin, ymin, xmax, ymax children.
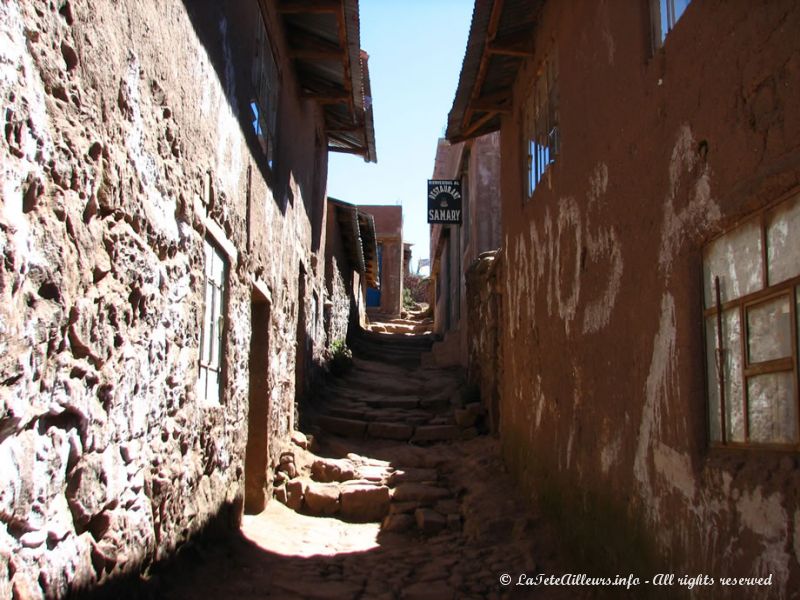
<box><xmin>149</xmin><ymin>325</ymin><xmax>590</xmax><ymax>600</ymax></box>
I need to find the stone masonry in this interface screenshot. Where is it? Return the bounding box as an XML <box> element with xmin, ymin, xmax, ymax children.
<box><xmin>0</xmin><ymin>0</ymin><xmax>343</xmax><ymax>596</ymax></box>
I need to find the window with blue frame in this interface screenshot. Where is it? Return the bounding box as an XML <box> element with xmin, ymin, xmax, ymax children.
<box><xmin>251</xmin><ymin>14</ymin><xmax>279</xmax><ymax>169</ymax></box>
<box><xmin>652</xmin><ymin>0</ymin><xmax>692</xmax><ymax>46</ymax></box>
<box><xmin>524</xmin><ymin>51</ymin><xmax>559</xmax><ymax>201</ymax></box>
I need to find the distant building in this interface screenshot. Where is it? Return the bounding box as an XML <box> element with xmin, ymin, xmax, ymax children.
<box><xmin>360</xmin><ymin>205</ymin><xmax>405</xmax><ymax>319</ymax></box>
<box><xmin>428</xmin><ymin>133</ymin><xmax>502</xmax><ymax>367</ymax></box>
<box><xmin>447</xmin><ymin>0</ymin><xmax>800</xmax><ymax>595</ymax></box>
<box><xmin>324</xmin><ymin>198</ymin><xmax>379</xmax><ymax>343</ymax></box>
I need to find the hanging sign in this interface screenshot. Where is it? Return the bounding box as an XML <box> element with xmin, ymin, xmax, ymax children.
<box><xmin>427</xmin><ymin>179</ymin><xmax>462</xmax><ymax>224</ymax></box>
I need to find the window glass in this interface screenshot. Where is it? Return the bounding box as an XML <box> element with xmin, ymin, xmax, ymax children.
<box><xmin>747</xmin><ymin>372</ymin><xmax>798</xmax><ymax>443</ymax></box>
<box><xmin>658</xmin><ymin>0</ymin><xmax>692</xmax><ymax>41</ymax></box>
<box><xmin>747</xmin><ymin>295</ymin><xmax>792</xmax><ymax>363</ymax></box>
<box><xmin>705</xmin><ymin>316</ymin><xmax>722</xmax><ymax>442</ymax></box>
<box><xmin>706</xmin><ymin>310</ymin><xmax>745</xmax><ymax>442</ymax></box>
<box><xmin>703</xmin><ymin>218</ymin><xmax>763</xmax><ymax>308</ymax></box>
<box><xmin>524</xmin><ymin>51</ymin><xmax>558</xmax><ymax>200</ymax></box>
<box><xmin>198</xmin><ymin>238</ymin><xmax>226</xmax><ymax>405</ymax></box>
<box><xmin>766</xmin><ymin>194</ymin><xmax>800</xmax><ymax>285</ymax></box>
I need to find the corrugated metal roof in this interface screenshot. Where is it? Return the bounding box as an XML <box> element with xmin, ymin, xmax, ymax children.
<box><xmin>327</xmin><ymin>197</ymin><xmax>379</xmax><ymax>287</ymax></box>
<box><xmin>446</xmin><ymin>0</ymin><xmax>541</xmax><ymax>143</ymax></box>
<box><xmin>279</xmin><ymin>0</ymin><xmax>376</xmax><ymax>162</ymax></box>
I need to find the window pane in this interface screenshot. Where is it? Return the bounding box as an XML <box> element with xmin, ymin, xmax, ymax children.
<box><xmin>703</xmin><ymin>219</ymin><xmax>763</xmax><ymax>308</ymax></box>
<box><xmin>207</xmin><ymin>369</ymin><xmax>220</xmax><ymax>407</ymax></box>
<box><xmin>204</xmin><ymin>238</ymin><xmax>213</xmax><ymax>278</ymax></box>
<box><xmin>766</xmin><ymin>194</ymin><xmax>800</xmax><ymax>285</ymax></box>
<box><xmin>674</xmin><ymin>0</ymin><xmax>691</xmax><ymax>24</ymax></box>
<box><xmin>747</xmin><ymin>372</ymin><xmax>798</xmax><ymax>444</ymax></box>
<box><xmin>705</xmin><ymin>316</ymin><xmax>722</xmax><ymax>442</ymax></box>
<box><xmin>196</xmin><ymin>368</ymin><xmax>207</xmax><ymax>402</ymax></box>
<box><xmin>202</xmin><ymin>280</ymin><xmax>213</xmax><ymax>364</ymax></box>
<box><xmin>706</xmin><ymin>309</ymin><xmax>745</xmax><ymax>442</ymax></box>
<box><xmin>747</xmin><ymin>295</ymin><xmax>792</xmax><ymax>363</ymax></box>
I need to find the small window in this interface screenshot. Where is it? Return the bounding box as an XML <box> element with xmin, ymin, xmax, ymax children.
<box><xmin>651</xmin><ymin>0</ymin><xmax>691</xmax><ymax>46</ymax></box>
<box><xmin>703</xmin><ymin>193</ymin><xmax>800</xmax><ymax>448</ymax></box>
<box><xmin>251</xmin><ymin>15</ymin><xmax>279</xmax><ymax>169</ymax></box>
<box><xmin>523</xmin><ymin>51</ymin><xmax>559</xmax><ymax>201</ymax></box>
<box><xmin>197</xmin><ymin>238</ymin><xmax>227</xmax><ymax>405</ymax></box>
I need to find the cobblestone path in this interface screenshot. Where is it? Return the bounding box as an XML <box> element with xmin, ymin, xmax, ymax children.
<box><xmin>148</xmin><ymin>321</ymin><xmax>588</xmax><ymax>600</ymax></box>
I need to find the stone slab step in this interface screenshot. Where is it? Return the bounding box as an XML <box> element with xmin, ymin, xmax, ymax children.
<box><xmin>366</xmin><ymin>422</ymin><xmax>414</xmax><ymax>441</ymax></box>
<box><xmin>316</xmin><ymin>415</ymin><xmax>367</xmax><ymax>438</ymax></box>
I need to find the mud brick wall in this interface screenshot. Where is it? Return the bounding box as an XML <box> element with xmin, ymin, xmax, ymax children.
<box><xmin>494</xmin><ymin>1</ymin><xmax>800</xmax><ymax>596</ymax></box>
<box><xmin>0</xmin><ymin>0</ymin><xmax>328</xmax><ymax>596</ymax></box>
<box><xmin>464</xmin><ymin>250</ymin><xmax>501</xmax><ymax>435</ymax></box>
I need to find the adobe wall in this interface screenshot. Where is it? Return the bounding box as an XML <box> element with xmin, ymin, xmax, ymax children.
<box><xmin>0</xmin><ymin>0</ymin><xmax>327</xmax><ymax>596</ymax></box>
<box><xmin>497</xmin><ymin>1</ymin><xmax>800</xmax><ymax>597</ymax></box>
<box><xmin>362</xmin><ymin>205</ymin><xmax>402</xmax><ymax>318</ymax></box>
<box><xmin>324</xmin><ymin>205</ymin><xmax>364</xmax><ymax>346</ymax></box>
<box><xmin>430</xmin><ymin>134</ymin><xmax>501</xmax><ymax>365</ymax></box>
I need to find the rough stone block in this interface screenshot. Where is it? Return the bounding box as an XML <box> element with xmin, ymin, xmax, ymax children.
<box><xmin>454</xmin><ymin>408</ymin><xmax>477</xmax><ymax>428</ymax></box>
<box><xmin>392</xmin><ymin>483</ymin><xmax>450</xmax><ymax>504</ymax></box>
<box><xmin>459</xmin><ymin>427</ymin><xmax>479</xmax><ymax>441</ymax></box>
<box><xmin>340</xmin><ymin>484</ymin><xmax>390</xmax><ymax>521</ymax></box>
<box><xmin>389</xmin><ymin>500</ymin><xmax>420</xmax><ymax>514</ymax></box>
<box><xmin>285</xmin><ymin>479</ymin><xmax>305</xmax><ymax>512</ymax></box>
<box><xmin>367</xmin><ymin>422</ymin><xmax>414</xmax><ymax>440</ymax></box>
<box><xmin>414</xmin><ymin>508</ymin><xmax>447</xmax><ymax>535</ymax></box>
<box><xmin>290</xmin><ymin>431</ymin><xmax>308</xmax><ymax>449</ymax></box>
<box><xmin>316</xmin><ymin>415</ymin><xmax>367</xmax><ymax>438</ymax></box>
<box><xmin>402</xmin><ymin>581</ymin><xmax>454</xmax><ymax>600</ymax></box>
<box><xmin>389</xmin><ymin>468</ymin><xmax>438</xmax><ymax>484</ymax></box>
<box><xmin>273</xmin><ymin>485</ymin><xmax>288</xmax><ymax>505</ymax></box>
<box><xmin>365</xmin><ymin>396</ymin><xmax>420</xmax><ymax>409</ymax></box>
<box><xmin>411</xmin><ymin>425</ymin><xmax>459</xmax><ymax>443</ymax></box>
<box><xmin>303</xmin><ymin>482</ymin><xmax>340</xmax><ymax>515</ymax></box>
<box><xmin>311</xmin><ymin>458</ymin><xmax>356</xmax><ymax>482</ymax></box>
<box><xmin>381</xmin><ymin>513</ymin><xmax>414</xmax><ymax>533</ymax></box>
<box><xmin>465</xmin><ymin>402</ymin><xmax>486</xmax><ymax>417</ymax></box>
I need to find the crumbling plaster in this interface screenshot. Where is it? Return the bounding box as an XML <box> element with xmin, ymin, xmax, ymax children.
<box><xmin>495</xmin><ymin>1</ymin><xmax>800</xmax><ymax>596</ymax></box>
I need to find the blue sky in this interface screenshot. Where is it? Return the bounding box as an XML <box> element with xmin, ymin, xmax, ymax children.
<box><xmin>327</xmin><ymin>0</ymin><xmax>473</xmax><ymax>272</ymax></box>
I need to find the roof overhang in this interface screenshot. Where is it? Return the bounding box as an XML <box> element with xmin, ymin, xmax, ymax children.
<box><xmin>328</xmin><ymin>197</ymin><xmax>379</xmax><ymax>287</ymax></box>
<box><xmin>278</xmin><ymin>0</ymin><xmax>377</xmax><ymax>162</ymax></box>
<box><xmin>446</xmin><ymin>0</ymin><xmax>540</xmax><ymax>143</ymax></box>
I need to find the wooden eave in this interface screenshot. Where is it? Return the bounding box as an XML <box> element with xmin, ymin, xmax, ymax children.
<box><xmin>278</xmin><ymin>0</ymin><xmax>377</xmax><ymax>162</ymax></box>
<box><xmin>446</xmin><ymin>0</ymin><xmax>540</xmax><ymax>143</ymax></box>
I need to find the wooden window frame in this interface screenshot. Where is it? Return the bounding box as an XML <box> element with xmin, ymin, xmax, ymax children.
<box><xmin>251</xmin><ymin>12</ymin><xmax>280</xmax><ymax>170</ymax></box>
<box><xmin>522</xmin><ymin>51</ymin><xmax>559</xmax><ymax>203</ymax></box>
<box><xmin>650</xmin><ymin>0</ymin><xmax>692</xmax><ymax>50</ymax></box>
<box><xmin>198</xmin><ymin>237</ymin><xmax>228</xmax><ymax>405</ymax></box>
<box><xmin>704</xmin><ymin>193</ymin><xmax>800</xmax><ymax>451</ymax></box>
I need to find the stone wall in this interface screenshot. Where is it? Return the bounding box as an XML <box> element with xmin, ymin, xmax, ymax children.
<box><xmin>494</xmin><ymin>1</ymin><xmax>800</xmax><ymax>596</ymax></box>
<box><xmin>464</xmin><ymin>250</ymin><xmax>501</xmax><ymax>435</ymax></box>
<box><xmin>0</xmin><ymin>0</ymin><xmax>328</xmax><ymax>596</ymax></box>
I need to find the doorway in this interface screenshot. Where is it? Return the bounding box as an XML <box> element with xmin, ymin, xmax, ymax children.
<box><xmin>244</xmin><ymin>291</ymin><xmax>270</xmax><ymax>514</ymax></box>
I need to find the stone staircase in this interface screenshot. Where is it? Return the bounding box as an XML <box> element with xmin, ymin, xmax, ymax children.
<box><xmin>271</xmin><ymin>323</ymin><xmax>488</xmax><ymax>535</ymax></box>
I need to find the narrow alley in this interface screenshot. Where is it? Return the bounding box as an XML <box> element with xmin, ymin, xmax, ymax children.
<box><xmin>2</xmin><ymin>0</ymin><xmax>800</xmax><ymax>599</ymax></box>
<box><xmin>141</xmin><ymin>315</ymin><xmax>582</xmax><ymax>600</ymax></box>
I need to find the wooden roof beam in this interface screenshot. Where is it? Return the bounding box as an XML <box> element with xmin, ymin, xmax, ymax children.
<box><xmin>328</xmin><ymin>146</ymin><xmax>366</xmax><ymax>155</ymax></box>
<box><xmin>278</xmin><ymin>0</ymin><xmax>340</xmax><ymax>14</ymax></box>
<box><xmin>487</xmin><ymin>29</ymin><xmax>534</xmax><ymax>57</ymax></box>
<box><xmin>286</xmin><ymin>28</ymin><xmax>344</xmax><ymax>60</ymax></box>
<box><xmin>461</xmin><ymin>0</ymin><xmax>506</xmax><ymax>133</ymax></box>
<box><xmin>326</xmin><ymin>124</ymin><xmax>362</xmax><ymax>133</ymax></box>
<box><xmin>472</xmin><ymin>89</ymin><xmax>511</xmax><ymax>113</ymax></box>
<box><xmin>462</xmin><ymin>111</ymin><xmax>499</xmax><ymax>139</ymax></box>
<box><xmin>290</xmin><ymin>48</ymin><xmax>344</xmax><ymax>60</ymax></box>
<box><xmin>334</xmin><ymin>0</ymin><xmax>356</xmax><ymax>123</ymax></box>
